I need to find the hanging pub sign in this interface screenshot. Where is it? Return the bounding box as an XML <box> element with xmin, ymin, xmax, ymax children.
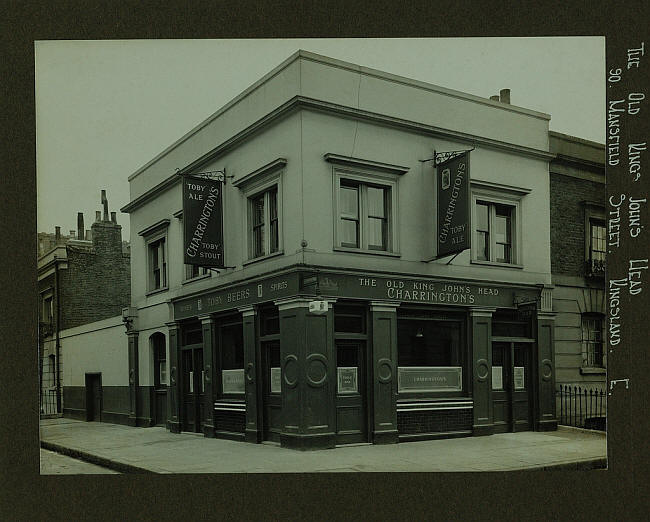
<box><xmin>436</xmin><ymin>151</ymin><xmax>471</xmax><ymax>258</ymax></box>
<box><xmin>183</xmin><ymin>175</ymin><xmax>224</xmax><ymax>267</ymax></box>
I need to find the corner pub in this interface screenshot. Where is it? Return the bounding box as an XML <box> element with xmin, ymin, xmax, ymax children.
<box><xmin>120</xmin><ymin>51</ymin><xmax>557</xmax><ymax>450</ymax></box>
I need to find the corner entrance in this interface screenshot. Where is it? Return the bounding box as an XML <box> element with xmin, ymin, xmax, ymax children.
<box><xmin>181</xmin><ymin>345</ymin><xmax>204</xmax><ymax>433</ymax></box>
<box><xmin>491</xmin><ymin>339</ymin><xmax>534</xmax><ymax>433</ymax></box>
<box><xmin>85</xmin><ymin>373</ymin><xmax>102</xmax><ymax>422</ymax></box>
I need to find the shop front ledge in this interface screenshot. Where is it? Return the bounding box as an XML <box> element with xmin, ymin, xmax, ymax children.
<box><xmin>215</xmin><ymin>430</ymin><xmax>245</xmax><ymax>442</ymax></box>
<box><xmin>536</xmin><ymin>419</ymin><xmax>558</xmax><ymax>431</ymax></box>
<box><xmin>245</xmin><ymin>428</ymin><xmax>262</xmax><ymax>444</ymax></box>
<box><xmin>372</xmin><ymin>429</ymin><xmax>398</xmax><ymax>445</ymax></box>
<box><xmin>280</xmin><ymin>431</ymin><xmax>336</xmax><ymax>451</ymax></box>
<box><xmin>472</xmin><ymin>424</ymin><xmax>494</xmax><ymax>437</ymax></box>
<box><xmin>398</xmin><ymin>430</ymin><xmax>472</xmax><ymax>442</ymax></box>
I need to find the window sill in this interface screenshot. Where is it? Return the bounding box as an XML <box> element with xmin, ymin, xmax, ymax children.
<box><xmin>145</xmin><ymin>287</ymin><xmax>169</xmax><ymax>297</ymax></box>
<box><xmin>470</xmin><ymin>259</ymin><xmax>523</xmax><ymax>269</ymax></box>
<box><xmin>243</xmin><ymin>250</ymin><xmax>284</xmax><ymax>266</ymax></box>
<box><xmin>580</xmin><ymin>367</ymin><xmax>606</xmax><ymax>375</ymax></box>
<box><xmin>333</xmin><ymin>246</ymin><xmax>401</xmax><ymax>258</ymax></box>
<box><xmin>181</xmin><ymin>273</ymin><xmax>212</xmax><ymax>285</ymax></box>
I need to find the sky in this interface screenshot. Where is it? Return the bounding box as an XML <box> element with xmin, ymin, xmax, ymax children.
<box><xmin>35</xmin><ymin>37</ymin><xmax>605</xmax><ymax>240</ymax></box>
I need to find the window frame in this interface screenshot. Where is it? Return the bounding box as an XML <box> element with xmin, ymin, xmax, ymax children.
<box><xmin>139</xmin><ymin>219</ymin><xmax>170</xmax><ymax>295</ymax></box>
<box><xmin>583</xmin><ymin>202</ymin><xmax>606</xmax><ymax>277</ymax></box>
<box><xmin>580</xmin><ymin>313</ymin><xmax>606</xmax><ymax>370</ymax></box>
<box><xmin>470</xmin><ymin>184</ymin><xmax>524</xmax><ymax>268</ymax></box>
<box><xmin>237</xmin><ymin>165</ymin><xmax>283</xmax><ymax>264</ymax></box>
<box><xmin>333</xmin><ymin>167</ymin><xmax>399</xmax><ymax>256</ymax></box>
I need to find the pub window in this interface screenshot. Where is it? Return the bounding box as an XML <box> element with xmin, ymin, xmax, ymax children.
<box><xmin>581</xmin><ymin>314</ymin><xmax>605</xmax><ymax>368</ymax></box>
<box><xmin>338</xmin><ymin>180</ymin><xmax>391</xmax><ymax>251</ymax></box>
<box><xmin>397</xmin><ymin>319</ymin><xmax>463</xmax><ymax>393</ymax></box>
<box><xmin>148</xmin><ymin>236</ymin><xmax>167</xmax><ymax>291</ymax></box>
<box><xmin>248</xmin><ymin>186</ymin><xmax>279</xmax><ymax>260</ymax></box>
<box><xmin>221</xmin><ymin>323</ymin><xmax>244</xmax><ymax>394</ymax></box>
<box><xmin>331</xmin><ymin>164</ymin><xmax>401</xmax><ymax>255</ymax></box>
<box><xmin>474</xmin><ymin>201</ymin><xmax>515</xmax><ymax>264</ymax></box>
<box><xmin>334</xmin><ymin>305</ymin><xmax>366</xmax><ymax>333</ymax></box>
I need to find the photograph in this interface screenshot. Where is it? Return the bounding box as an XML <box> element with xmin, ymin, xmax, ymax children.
<box><xmin>35</xmin><ymin>37</ymin><xmax>608</xmax><ymax>475</ymax></box>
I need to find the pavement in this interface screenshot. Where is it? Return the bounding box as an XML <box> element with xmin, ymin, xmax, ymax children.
<box><xmin>39</xmin><ymin>418</ymin><xmax>606</xmax><ymax>474</ymax></box>
<box><xmin>40</xmin><ymin>448</ymin><xmax>119</xmax><ymax>474</ymax></box>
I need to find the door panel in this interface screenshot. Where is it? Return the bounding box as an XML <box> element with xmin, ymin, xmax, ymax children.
<box><xmin>85</xmin><ymin>374</ymin><xmax>102</xmax><ymax>422</ymax></box>
<box><xmin>335</xmin><ymin>341</ymin><xmax>367</xmax><ymax>444</ymax></box>
<box><xmin>181</xmin><ymin>350</ymin><xmax>195</xmax><ymax>431</ymax></box>
<box><xmin>491</xmin><ymin>342</ymin><xmax>510</xmax><ymax>434</ymax></box>
<box><xmin>262</xmin><ymin>341</ymin><xmax>282</xmax><ymax>442</ymax></box>
<box><xmin>512</xmin><ymin>343</ymin><xmax>532</xmax><ymax>431</ymax></box>
<box><xmin>195</xmin><ymin>349</ymin><xmax>204</xmax><ymax>433</ymax></box>
<box><xmin>491</xmin><ymin>341</ymin><xmax>532</xmax><ymax>433</ymax></box>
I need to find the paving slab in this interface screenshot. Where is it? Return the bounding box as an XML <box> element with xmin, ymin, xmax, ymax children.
<box><xmin>40</xmin><ymin>418</ymin><xmax>606</xmax><ymax>474</ymax></box>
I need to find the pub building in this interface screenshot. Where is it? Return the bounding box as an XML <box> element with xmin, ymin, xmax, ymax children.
<box><xmin>121</xmin><ymin>51</ymin><xmax>557</xmax><ymax>450</ymax></box>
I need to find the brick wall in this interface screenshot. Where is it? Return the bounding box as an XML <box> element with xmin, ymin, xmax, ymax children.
<box><xmin>59</xmin><ymin>221</ymin><xmax>131</xmax><ymax>329</ymax></box>
<box><xmin>549</xmin><ymin>173</ymin><xmax>606</xmax><ymax>277</ymax></box>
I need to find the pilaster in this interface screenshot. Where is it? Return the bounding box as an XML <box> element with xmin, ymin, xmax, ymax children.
<box><xmin>536</xmin><ymin>311</ymin><xmax>558</xmax><ymax>431</ymax></box>
<box><xmin>238</xmin><ymin>305</ymin><xmax>261</xmax><ymax>443</ymax></box>
<box><xmin>199</xmin><ymin>314</ymin><xmax>216</xmax><ymax>438</ymax></box>
<box><xmin>470</xmin><ymin>307</ymin><xmax>497</xmax><ymax>436</ymax></box>
<box><xmin>127</xmin><ymin>331</ymin><xmax>139</xmax><ymax>427</ymax></box>
<box><xmin>166</xmin><ymin>321</ymin><xmax>181</xmax><ymax>433</ymax></box>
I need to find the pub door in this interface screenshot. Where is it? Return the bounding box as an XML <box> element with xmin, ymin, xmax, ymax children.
<box><xmin>85</xmin><ymin>373</ymin><xmax>102</xmax><ymax>422</ymax></box>
<box><xmin>335</xmin><ymin>341</ymin><xmax>368</xmax><ymax>444</ymax></box>
<box><xmin>491</xmin><ymin>340</ymin><xmax>533</xmax><ymax>433</ymax></box>
<box><xmin>181</xmin><ymin>346</ymin><xmax>205</xmax><ymax>433</ymax></box>
<box><xmin>261</xmin><ymin>341</ymin><xmax>282</xmax><ymax>442</ymax></box>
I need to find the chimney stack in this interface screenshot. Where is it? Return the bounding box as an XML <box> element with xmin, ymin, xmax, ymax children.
<box><xmin>490</xmin><ymin>95</ymin><xmax>500</xmax><ymax>101</ymax></box>
<box><xmin>70</xmin><ymin>230</ymin><xmax>76</xmax><ymax>238</ymax></box>
<box><xmin>111</xmin><ymin>211</ymin><xmax>117</xmax><ymax>224</ymax></box>
<box><xmin>95</xmin><ymin>211</ymin><xmax>101</xmax><ymax>222</ymax></box>
<box><xmin>86</xmin><ymin>229</ymin><xmax>92</xmax><ymax>241</ymax></box>
<box><xmin>55</xmin><ymin>226</ymin><xmax>61</xmax><ymax>242</ymax></box>
<box><xmin>77</xmin><ymin>212</ymin><xmax>85</xmax><ymax>240</ymax></box>
<box><xmin>499</xmin><ymin>88</ymin><xmax>511</xmax><ymax>104</ymax></box>
<box><xmin>101</xmin><ymin>190</ymin><xmax>109</xmax><ymax>221</ymax></box>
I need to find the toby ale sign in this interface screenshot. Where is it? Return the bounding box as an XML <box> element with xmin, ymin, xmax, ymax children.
<box><xmin>437</xmin><ymin>152</ymin><xmax>470</xmax><ymax>258</ymax></box>
<box><xmin>183</xmin><ymin>175</ymin><xmax>224</xmax><ymax>267</ymax></box>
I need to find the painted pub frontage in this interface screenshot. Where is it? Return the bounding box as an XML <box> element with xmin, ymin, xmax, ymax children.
<box><xmin>120</xmin><ymin>51</ymin><xmax>558</xmax><ymax>450</ymax></box>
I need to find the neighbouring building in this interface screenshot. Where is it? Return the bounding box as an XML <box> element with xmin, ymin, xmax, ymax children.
<box><xmin>549</xmin><ymin>132</ymin><xmax>607</xmax><ymax>423</ymax></box>
<box><xmin>115</xmin><ymin>51</ymin><xmax>559</xmax><ymax>450</ymax></box>
<box><xmin>38</xmin><ymin>191</ymin><xmax>130</xmax><ymax>416</ymax></box>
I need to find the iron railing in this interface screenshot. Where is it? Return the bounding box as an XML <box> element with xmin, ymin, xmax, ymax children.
<box><xmin>557</xmin><ymin>384</ymin><xmax>606</xmax><ymax>431</ymax></box>
<box><xmin>40</xmin><ymin>389</ymin><xmax>58</xmax><ymax>415</ymax></box>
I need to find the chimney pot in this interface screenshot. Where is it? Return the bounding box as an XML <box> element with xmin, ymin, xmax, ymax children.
<box><xmin>70</xmin><ymin>230</ymin><xmax>76</xmax><ymax>238</ymax></box>
<box><xmin>86</xmin><ymin>229</ymin><xmax>92</xmax><ymax>241</ymax></box>
<box><xmin>101</xmin><ymin>190</ymin><xmax>109</xmax><ymax>221</ymax></box>
<box><xmin>499</xmin><ymin>88</ymin><xmax>511</xmax><ymax>104</ymax></box>
<box><xmin>490</xmin><ymin>95</ymin><xmax>500</xmax><ymax>101</ymax></box>
<box><xmin>77</xmin><ymin>212</ymin><xmax>85</xmax><ymax>240</ymax></box>
<box><xmin>111</xmin><ymin>211</ymin><xmax>117</xmax><ymax>223</ymax></box>
<box><xmin>55</xmin><ymin>226</ymin><xmax>61</xmax><ymax>240</ymax></box>
<box><xmin>95</xmin><ymin>211</ymin><xmax>101</xmax><ymax>222</ymax></box>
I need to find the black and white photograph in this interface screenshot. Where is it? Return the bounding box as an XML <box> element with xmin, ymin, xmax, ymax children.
<box><xmin>35</xmin><ymin>38</ymin><xmax>611</xmax><ymax>475</ymax></box>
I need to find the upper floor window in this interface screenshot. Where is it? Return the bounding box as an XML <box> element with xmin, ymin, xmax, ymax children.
<box><xmin>138</xmin><ymin>219</ymin><xmax>170</xmax><ymax>294</ymax></box>
<box><xmin>149</xmin><ymin>237</ymin><xmax>167</xmax><ymax>290</ymax></box>
<box><xmin>233</xmin><ymin>158</ymin><xmax>285</xmax><ymax>264</ymax></box>
<box><xmin>339</xmin><ymin>181</ymin><xmax>390</xmax><ymax>251</ymax></box>
<box><xmin>581</xmin><ymin>314</ymin><xmax>605</xmax><ymax>368</ymax></box>
<box><xmin>583</xmin><ymin>202</ymin><xmax>606</xmax><ymax>278</ymax></box>
<box><xmin>475</xmin><ymin>201</ymin><xmax>514</xmax><ymax>263</ymax></box>
<box><xmin>248</xmin><ymin>186</ymin><xmax>279</xmax><ymax>259</ymax></box>
<box><xmin>42</xmin><ymin>294</ymin><xmax>53</xmax><ymax>324</ymax></box>
<box><xmin>470</xmin><ymin>181</ymin><xmax>528</xmax><ymax>267</ymax></box>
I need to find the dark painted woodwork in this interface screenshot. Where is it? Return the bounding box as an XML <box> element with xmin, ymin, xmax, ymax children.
<box><xmin>535</xmin><ymin>315</ymin><xmax>558</xmax><ymax>430</ymax></box>
<box><xmin>278</xmin><ymin>301</ymin><xmax>336</xmax><ymax>450</ymax></box>
<box><xmin>471</xmin><ymin>310</ymin><xmax>494</xmax><ymax>435</ymax></box>
<box><xmin>262</xmin><ymin>340</ymin><xmax>282</xmax><ymax>442</ymax></box>
<box><xmin>492</xmin><ymin>341</ymin><xmax>533</xmax><ymax>433</ymax></box>
<box><xmin>166</xmin><ymin>322</ymin><xmax>181</xmax><ymax>433</ymax></box>
<box><xmin>370</xmin><ymin>305</ymin><xmax>398</xmax><ymax>444</ymax></box>
<box><xmin>242</xmin><ymin>308</ymin><xmax>262</xmax><ymax>443</ymax></box>
<box><xmin>335</xmin><ymin>341</ymin><xmax>368</xmax><ymax>444</ymax></box>
<box><xmin>64</xmin><ymin>385</ymin><xmax>138</xmax><ymax>426</ymax></box>
<box><xmin>127</xmin><ymin>333</ymin><xmax>139</xmax><ymax>426</ymax></box>
<box><xmin>200</xmin><ymin>316</ymin><xmax>216</xmax><ymax>437</ymax></box>
<box><xmin>181</xmin><ymin>346</ymin><xmax>204</xmax><ymax>433</ymax></box>
<box><xmin>85</xmin><ymin>373</ymin><xmax>102</xmax><ymax>421</ymax></box>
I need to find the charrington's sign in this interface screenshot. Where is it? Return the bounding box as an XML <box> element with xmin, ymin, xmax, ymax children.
<box><xmin>437</xmin><ymin>152</ymin><xmax>470</xmax><ymax>258</ymax></box>
<box><xmin>183</xmin><ymin>175</ymin><xmax>224</xmax><ymax>267</ymax></box>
